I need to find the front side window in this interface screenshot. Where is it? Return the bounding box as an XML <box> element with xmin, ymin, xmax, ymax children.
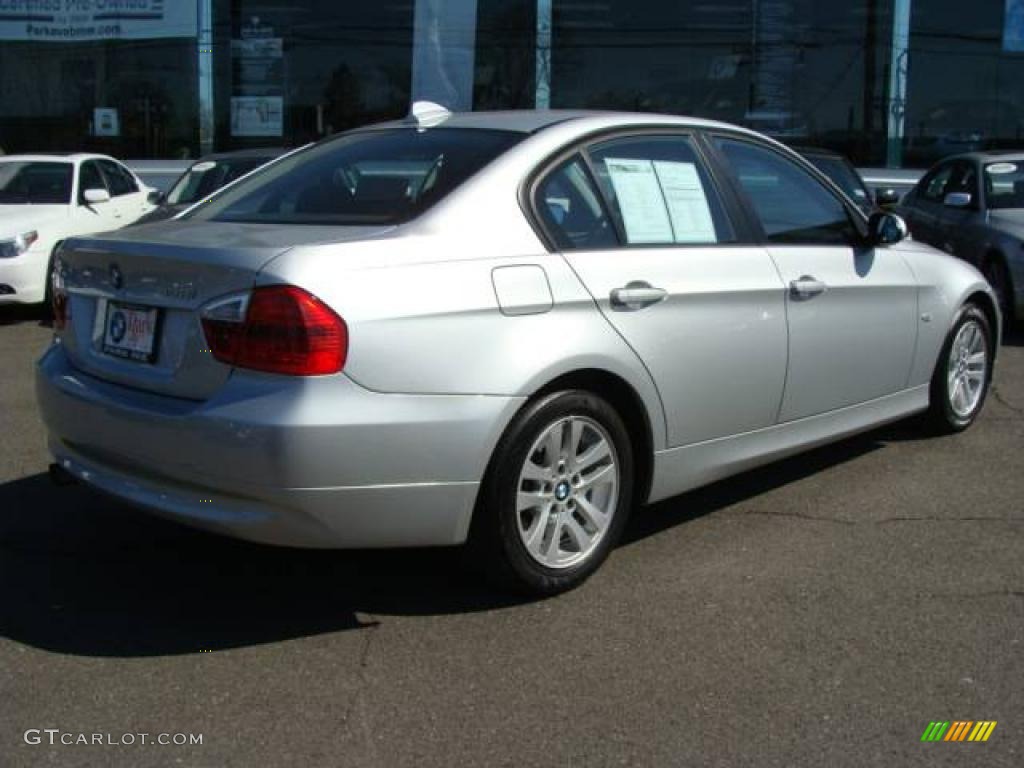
<box><xmin>945</xmin><ymin>162</ymin><xmax>979</xmax><ymax>206</ymax></box>
<box><xmin>187</xmin><ymin>128</ymin><xmax>522</xmax><ymax>226</ymax></box>
<box><xmin>167</xmin><ymin>157</ymin><xmax>274</xmax><ymax>206</ymax></box>
<box><xmin>715</xmin><ymin>138</ymin><xmax>858</xmax><ymax>245</ymax></box>
<box><xmin>983</xmin><ymin>161</ymin><xmax>1024</xmax><ymax>210</ymax></box>
<box><xmin>919</xmin><ymin>163</ymin><xmax>956</xmax><ymax>203</ymax></box>
<box><xmin>804</xmin><ymin>155</ymin><xmax>871</xmax><ymax>206</ymax></box>
<box><xmin>588</xmin><ymin>135</ymin><xmax>734</xmax><ymax>245</ymax></box>
<box><xmin>78</xmin><ymin>161</ymin><xmax>106</xmax><ymax>204</ymax></box>
<box><xmin>535</xmin><ymin>156</ymin><xmax>618</xmax><ymax>251</ymax></box>
<box><xmin>0</xmin><ymin>161</ymin><xmax>73</xmax><ymax>205</ymax></box>
<box><xmin>99</xmin><ymin>160</ymin><xmax>138</xmax><ymax>196</ymax></box>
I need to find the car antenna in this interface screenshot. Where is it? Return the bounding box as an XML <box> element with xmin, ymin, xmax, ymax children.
<box><xmin>408</xmin><ymin>101</ymin><xmax>451</xmax><ymax>131</ymax></box>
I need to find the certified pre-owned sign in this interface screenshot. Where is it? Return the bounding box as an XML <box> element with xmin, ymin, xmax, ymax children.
<box><xmin>0</xmin><ymin>0</ymin><xmax>197</xmax><ymax>42</ymax></box>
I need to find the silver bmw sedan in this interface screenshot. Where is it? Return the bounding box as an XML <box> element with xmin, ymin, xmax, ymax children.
<box><xmin>37</xmin><ymin>109</ymin><xmax>1000</xmax><ymax>594</ymax></box>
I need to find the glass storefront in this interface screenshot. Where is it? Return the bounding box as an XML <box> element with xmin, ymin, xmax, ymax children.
<box><xmin>0</xmin><ymin>0</ymin><xmax>1021</xmax><ymax>168</ymax></box>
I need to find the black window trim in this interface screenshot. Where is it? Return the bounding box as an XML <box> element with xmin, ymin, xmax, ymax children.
<box><xmin>704</xmin><ymin>130</ymin><xmax>871</xmax><ymax>247</ymax></box>
<box><xmin>521</xmin><ymin>124</ymin><xmax>758</xmax><ymax>253</ymax></box>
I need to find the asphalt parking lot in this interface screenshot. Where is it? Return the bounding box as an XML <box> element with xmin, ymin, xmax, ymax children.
<box><xmin>1</xmin><ymin>304</ymin><xmax>1021</xmax><ymax>768</ymax></box>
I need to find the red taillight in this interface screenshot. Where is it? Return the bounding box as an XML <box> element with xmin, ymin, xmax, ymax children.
<box><xmin>201</xmin><ymin>286</ymin><xmax>347</xmax><ymax>376</ymax></box>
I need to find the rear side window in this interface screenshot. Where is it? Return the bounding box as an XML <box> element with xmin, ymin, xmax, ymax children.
<box><xmin>0</xmin><ymin>161</ymin><xmax>73</xmax><ymax>204</ymax></box>
<box><xmin>588</xmin><ymin>135</ymin><xmax>734</xmax><ymax>245</ymax></box>
<box><xmin>187</xmin><ymin>128</ymin><xmax>523</xmax><ymax>226</ymax></box>
<box><xmin>715</xmin><ymin>138</ymin><xmax>857</xmax><ymax>245</ymax></box>
<box><xmin>984</xmin><ymin>161</ymin><xmax>1024</xmax><ymax>210</ymax></box>
<box><xmin>536</xmin><ymin>156</ymin><xmax>618</xmax><ymax>250</ymax></box>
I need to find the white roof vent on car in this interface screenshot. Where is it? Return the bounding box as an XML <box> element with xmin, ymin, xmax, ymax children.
<box><xmin>408</xmin><ymin>101</ymin><xmax>451</xmax><ymax>130</ymax></box>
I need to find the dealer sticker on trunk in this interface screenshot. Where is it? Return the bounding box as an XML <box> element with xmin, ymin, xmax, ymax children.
<box><xmin>102</xmin><ymin>302</ymin><xmax>160</xmax><ymax>363</ymax></box>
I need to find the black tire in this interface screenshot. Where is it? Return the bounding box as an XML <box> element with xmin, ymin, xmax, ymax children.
<box><xmin>924</xmin><ymin>304</ymin><xmax>993</xmax><ymax>433</ymax></box>
<box><xmin>982</xmin><ymin>256</ymin><xmax>1015</xmax><ymax>328</ymax></box>
<box><xmin>470</xmin><ymin>390</ymin><xmax>635</xmax><ymax>596</ymax></box>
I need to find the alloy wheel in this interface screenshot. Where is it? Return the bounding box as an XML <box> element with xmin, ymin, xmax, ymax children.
<box><xmin>946</xmin><ymin>319</ymin><xmax>988</xmax><ymax>418</ymax></box>
<box><xmin>515</xmin><ymin>416</ymin><xmax>619</xmax><ymax>569</ymax></box>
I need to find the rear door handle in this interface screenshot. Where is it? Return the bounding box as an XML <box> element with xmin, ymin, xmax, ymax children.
<box><xmin>789</xmin><ymin>275</ymin><xmax>828</xmax><ymax>300</ymax></box>
<box><xmin>610</xmin><ymin>282</ymin><xmax>668</xmax><ymax>311</ymax></box>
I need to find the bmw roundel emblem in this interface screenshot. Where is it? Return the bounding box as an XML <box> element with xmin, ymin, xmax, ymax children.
<box><xmin>110</xmin><ymin>311</ymin><xmax>127</xmax><ymax>343</ymax></box>
<box><xmin>109</xmin><ymin>264</ymin><xmax>123</xmax><ymax>290</ymax></box>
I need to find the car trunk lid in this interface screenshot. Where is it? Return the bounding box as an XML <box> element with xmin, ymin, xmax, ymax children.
<box><xmin>58</xmin><ymin>221</ymin><xmax>390</xmax><ymax>399</ymax></box>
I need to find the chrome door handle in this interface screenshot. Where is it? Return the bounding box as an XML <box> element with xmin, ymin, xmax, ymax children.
<box><xmin>610</xmin><ymin>282</ymin><xmax>668</xmax><ymax>311</ymax></box>
<box><xmin>789</xmin><ymin>275</ymin><xmax>828</xmax><ymax>299</ymax></box>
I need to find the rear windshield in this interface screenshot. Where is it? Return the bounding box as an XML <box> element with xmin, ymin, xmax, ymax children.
<box><xmin>185</xmin><ymin>128</ymin><xmax>523</xmax><ymax>226</ymax></box>
<box><xmin>0</xmin><ymin>161</ymin><xmax>73</xmax><ymax>204</ymax></box>
<box><xmin>167</xmin><ymin>156</ymin><xmax>278</xmax><ymax>205</ymax></box>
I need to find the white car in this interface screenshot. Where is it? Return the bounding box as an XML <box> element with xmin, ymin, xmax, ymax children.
<box><xmin>0</xmin><ymin>154</ymin><xmax>156</xmax><ymax>305</ymax></box>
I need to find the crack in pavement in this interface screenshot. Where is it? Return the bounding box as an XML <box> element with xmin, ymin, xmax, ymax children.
<box><xmin>728</xmin><ymin>509</ymin><xmax>1023</xmax><ymax>526</ymax></box>
<box><xmin>991</xmin><ymin>385</ymin><xmax>1024</xmax><ymax>415</ymax></box>
<box><xmin>339</xmin><ymin>614</ymin><xmax>384</xmax><ymax>768</ymax></box>
<box><xmin>916</xmin><ymin>590</ymin><xmax>1024</xmax><ymax>600</ymax></box>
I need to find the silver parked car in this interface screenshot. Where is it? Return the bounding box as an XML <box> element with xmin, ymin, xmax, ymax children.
<box><xmin>38</xmin><ymin>109</ymin><xmax>1000</xmax><ymax>594</ymax></box>
<box><xmin>897</xmin><ymin>151</ymin><xmax>1024</xmax><ymax>324</ymax></box>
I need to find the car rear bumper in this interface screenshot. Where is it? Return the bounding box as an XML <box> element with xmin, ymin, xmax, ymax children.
<box><xmin>0</xmin><ymin>247</ymin><xmax>47</xmax><ymax>304</ymax></box>
<box><xmin>36</xmin><ymin>343</ymin><xmax>524</xmax><ymax>548</ymax></box>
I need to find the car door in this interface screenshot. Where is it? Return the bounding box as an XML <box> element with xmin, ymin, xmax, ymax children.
<box><xmin>902</xmin><ymin>161</ymin><xmax>956</xmax><ymax>247</ymax></box>
<box><xmin>535</xmin><ymin>133</ymin><xmax>788</xmax><ymax>448</ymax></box>
<box><xmin>710</xmin><ymin>135</ymin><xmax>918</xmax><ymax>422</ymax></box>
<box><xmin>73</xmin><ymin>159</ymin><xmax>121</xmax><ymax>234</ymax></box>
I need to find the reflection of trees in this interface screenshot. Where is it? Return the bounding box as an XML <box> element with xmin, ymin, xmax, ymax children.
<box><xmin>323</xmin><ymin>64</ymin><xmax>365</xmax><ymax>133</ymax></box>
<box><xmin>473</xmin><ymin>3</ymin><xmax>535</xmax><ymax>110</ymax></box>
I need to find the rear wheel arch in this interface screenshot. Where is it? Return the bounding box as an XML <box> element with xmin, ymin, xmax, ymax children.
<box><xmin>528</xmin><ymin>368</ymin><xmax>655</xmax><ymax>509</ymax></box>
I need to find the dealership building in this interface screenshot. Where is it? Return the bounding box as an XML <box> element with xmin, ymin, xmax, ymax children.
<box><xmin>0</xmin><ymin>0</ymin><xmax>1022</xmax><ymax>169</ymax></box>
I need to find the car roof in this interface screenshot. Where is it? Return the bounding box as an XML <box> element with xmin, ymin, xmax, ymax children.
<box><xmin>196</xmin><ymin>148</ymin><xmax>288</xmax><ymax>163</ymax></box>
<box><xmin>363</xmin><ymin>109</ymin><xmax>764</xmax><ymax>136</ymax></box>
<box><xmin>943</xmin><ymin>150</ymin><xmax>1024</xmax><ymax>164</ymax></box>
<box><xmin>0</xmin><ymin>152</ymin><xmax>123</xmax><ymax>164</ymax></box>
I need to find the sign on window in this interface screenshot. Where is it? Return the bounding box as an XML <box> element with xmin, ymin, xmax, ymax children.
<box><xmin>0</xmin><ymin>1</ymin><xmax>197</xmax><ymax>42</ymax></box>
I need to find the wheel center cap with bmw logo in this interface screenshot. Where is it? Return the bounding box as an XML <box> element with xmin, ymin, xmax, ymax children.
<box><xmin>555</xmin><ymin>481</ymin><xmax>571</xmax><ymax>501</ymax></box>
<box><xmin>110</xmin><ymin>311</ymin><xmax>127</xmax><ymax>343</ymax></box>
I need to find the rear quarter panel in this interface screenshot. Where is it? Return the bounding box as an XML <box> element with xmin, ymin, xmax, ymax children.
<box><xmin>261</xmin><ymin>236</ymin><xmax>669</xmax><ymax>452</ymax></box>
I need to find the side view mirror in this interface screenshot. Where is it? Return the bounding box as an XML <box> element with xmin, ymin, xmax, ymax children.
<box><xmin>147</xmin><ymin>189</ymin><xmax>164</xmax><ymax>205</ymax></box>
<box><xmin>868</xmin><ymin>212</ymin><xmax>908</xmax><ymax>246</ymax></box>
<box><xmin>875</xmin><ymin>187</ymin><xmax>900</xmax><ymax>206</ymax></box>
<box><xmin>944</xmin><ymin>192</ymin><xmax>972</xmax><ymax>208</ymax></box>
<box><xmin>83</xmin><ymin>188</ymin><xmax>111</xmax><ymax>205</ymax></box>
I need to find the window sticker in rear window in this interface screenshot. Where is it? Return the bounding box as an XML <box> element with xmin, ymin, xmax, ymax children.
<box><xmin>605</xmin><ymin>158</ymin><xmax>717</xmax><ymax>244</ymax></box>
<box><xmin>652</xmin><ymin>161</ymin><xmax>717</xmax><ymax>244</ymax></box>
<box><xmin>605</xmin><ymin>158</ymin><xmax>674</xmax><ymax>243</ymax></box>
